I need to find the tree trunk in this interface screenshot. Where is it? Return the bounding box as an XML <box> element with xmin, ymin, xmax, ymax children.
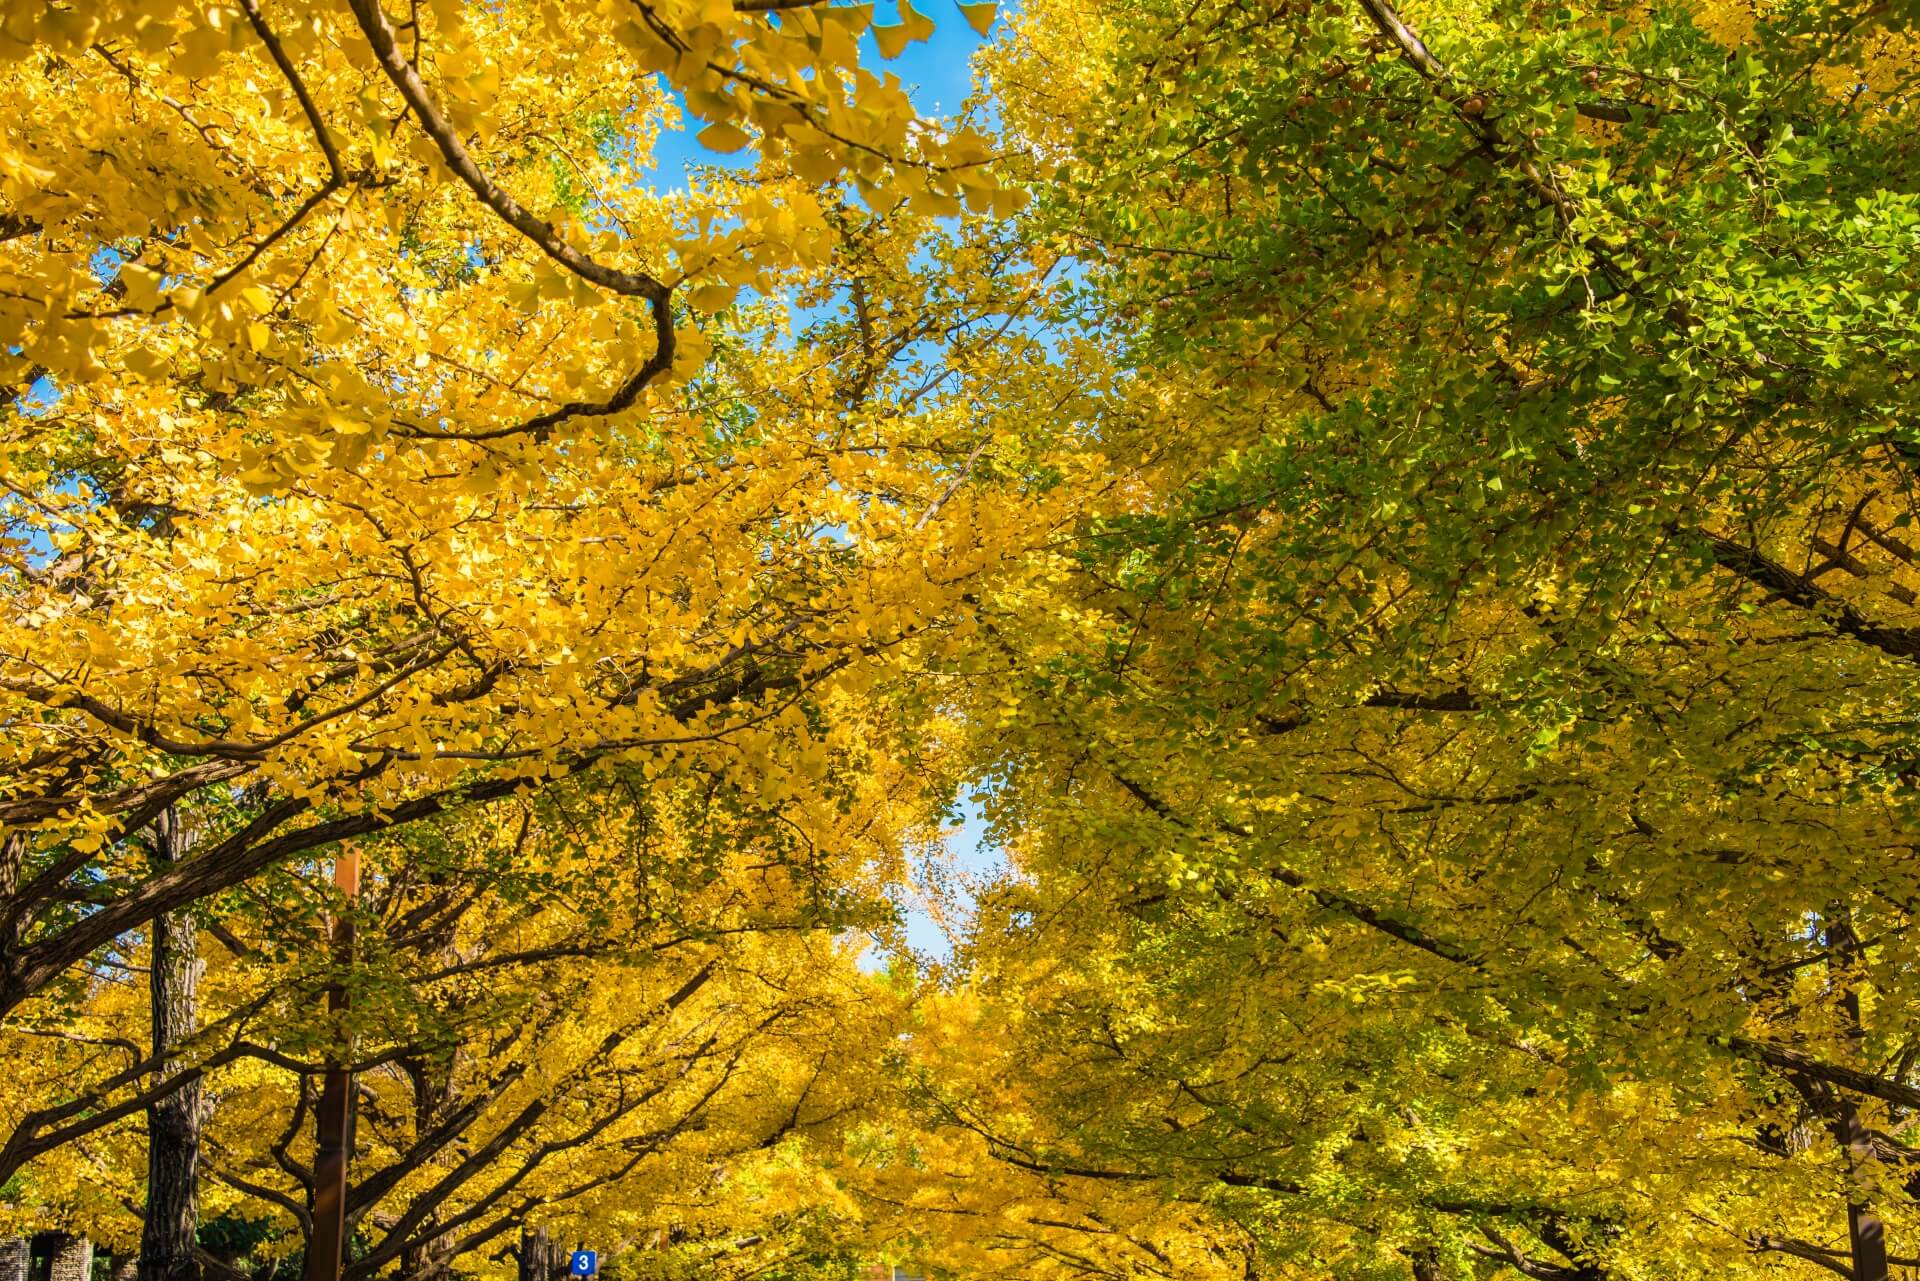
<box><xmin>1837</xmin><ymin>1103</ymin><xmax>1892</xmax><ymax>1281</ymax></box>
<box><xmin>394</xmin><ymin>1003</ymin><xmax>465</xmax><ymax>1281</ymax></box>
<box><xmin>0</xmin><ymin>1239</ymin><xmax>28</xmax><ymax>1281</ymax></box>
<box><xmin>109</xmin><ymin>1256</ymin><xmax>138</xmax><ymax>1281</ymax></box>
<box><xmin>1823</xmin><ymin>909</ymin><xmax>1890</xmax><ymax>1281</ymax></box>
<box><xmin>0</xmin><ymin>832</ymin><xmax>25</xmax><ymax>1023</ymax></box>
<box><xmin>139</xmin><ymin>807</ymin><xmax>204</xmax><ymax>1281</ymax></box>
<box><xmin>304</xmin><ymin>847</ymin><xmax>361</xmax><ymax>1281</ymax></box>
<box><xmin>45</xmin><ymin>1235</ymin><xmax>91</xmax><ymax>1281</ymax></box>
<box><xmin>399</xmin><ymin>1229</ymin><xmax>452</xmax><ymax>1281</ymax></box>
<box><xmin>516</xmin><ymin>1230</ymin><xmax>558</xmax><ymax>1281</ymax></box>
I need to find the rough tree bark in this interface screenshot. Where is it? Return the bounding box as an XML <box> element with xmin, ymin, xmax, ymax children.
<box><xmin>516</xmin><ymin>1229</ymin><xmax>560</xmax><ymax>1281</ymax></box>
<box><xmin>396</xmin><ymin>1055</ymin><xmax>460</xmax><ymax>1281</ymax></box>
<box><xmin>45</xmin><ymin>1234</ymin><xmax>92</xmax><ymax>1281</ymax></box>
<box><xmin>139</xmin><ymin>807</ymin><xmax>205</xmax><ymax>1281</ymax></box>
<box><xmin>1825</xmin><ymin>909</ymin><xmax>1889</xmax><ymax>1281</ymax></box>
<box><xmin>304</xmin><ymin>848</ymin><xmax>360</xmax><ymax>1281</ymax></box>
<box><xmin>0</xmin><ymin>832</ymin><xmax>25</xmax><ymax>1023</ymax></box>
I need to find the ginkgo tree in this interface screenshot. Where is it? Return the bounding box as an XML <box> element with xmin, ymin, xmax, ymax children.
<box><xmin>0</xmin><ymin>0</ymin><xmax>1055</xmax><ymax>1012</ymax></box>
<box><xmin>890</xmin><ymin>0</ymin><xmax>1920</xmax><ymax>1278</ymax></box>
<box><xmin>1</xmin><ymin>0</ymin><xmax>1071</xmax><ymax>1275</ymax></box>
<box><xmin>181</xmin><ymin>771</ymin><xmax>912</xmax><ymax>1281</ymax></box>
<box><xmin>13</xmin><ymin>0</ymin><xmax>1920</xmax><ymax>1279</ymax></box>
<box><xmin>0</xmin><ymin>667</ymin><xmax>958</xmax><ymax>1280</ymax></box>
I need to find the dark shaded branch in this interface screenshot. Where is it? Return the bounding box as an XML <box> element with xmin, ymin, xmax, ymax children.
<box><xmin>1730</xmin><ymin>1037</ymin><xmax>1920</xmax><ymax>1111</ymax></box>
<box><xmin>343</xmin><ymin>0</ymin><xmax>675</xmax><ymax>440</ymax></box>
<box><xmin>1111</xmin><ymin>773</ymin><xmax>1485</xmax><ymax>969</ymax></box>
<box><xmin>1696</xmin><ymin>527</ymin><xmax>1920</xmax><ymax>662</ymax></box>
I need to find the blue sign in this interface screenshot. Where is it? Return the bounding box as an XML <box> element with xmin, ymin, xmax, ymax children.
<box><xmin>569</xmin><ymin>1253</ymin><xmax>597</xmax><ymax>1277</ymax></box>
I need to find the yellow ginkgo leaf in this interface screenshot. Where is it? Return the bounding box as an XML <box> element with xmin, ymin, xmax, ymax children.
<box><xmin>957</xmin><ymin>0</ymin><xmax>994</xmax><ymax>33</ymax></box>
<box><xmin>119</xmin><ymin>264</ymin><xmax>163</xmax><ymax>310</ymax></box>
<box><xmin>871</xmin><ymin>21</ymin><xmax>910</xmax><ymax>57</ymax></box>
<box><xmin>688</xmin><ymin>283</ymin><xmax>739</xmax><ymax>313</ymax></box>
<box><xmin>909</xmin><ymin>188</ymin><xmax>961</xmax><ymax>218</ymax></box>
<box><xmin>788</xmin><ymin>145</ymin><xmax>844</xmax><ymax>184</ymax></box>
<box><xmin>823</xmin><ymin>1</ymin><xmax>874</xmax><ymax>32</ymax></box>
<box><xmin>899</xmin><ymin>0</ymin><xmax>935</xmax><ymax>40</ymax></box>
<box><xmin>697</xmin><ymin>120</ymin><xmax>754</xmax><ymax>153</ymax></box>
<box><xmin>821</xmin><ymin>1</ymin><xmax>875</xmax><ymax>31</ymax></box>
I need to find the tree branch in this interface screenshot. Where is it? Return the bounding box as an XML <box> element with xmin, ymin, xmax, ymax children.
<box><xmin>1696</xmin><ymin>527</ymin><xmax>1920</xmax><ymax>662</ymax></box>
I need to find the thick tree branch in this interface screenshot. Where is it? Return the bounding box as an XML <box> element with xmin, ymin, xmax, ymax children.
<box><xmin>1696</xmin><ymin>527</ymin><xmax>1920</xmax><ymax>662</ymax></box>
<box><xmin>345</xmin><ymin>0</ymin><xmax>667</xmax><ymax>303</ymax></box>
<box><xmin>1730</xmin><ymin>1037</ymin><xmax>1920</xmax><ymax>1111</ymax></box>
<box><xmin>344</xmin><ymin>0</ymin><xmax>675</xmax><ymax>439</ymax></box>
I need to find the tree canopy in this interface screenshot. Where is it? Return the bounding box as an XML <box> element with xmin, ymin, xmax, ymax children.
<box><xmin>5</xmin><ymin>0</ymin><xmax>1920</xmax><ymax>1279</ymax></box>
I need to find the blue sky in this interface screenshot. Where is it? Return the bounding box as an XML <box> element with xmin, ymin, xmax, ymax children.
<box><xmin>861</xmin><ymin>9</ymin><xmax>1014</xmax><ymax>969</ymax></box>
<box><xmin>645</xmin><ymin>0</ymin><xmax>997</xmax><ymax>184</ymax></box>
<box><xmin>631</xmin><ymin>0</ymin><xmax>1015</xmax><ymax>969</ymax></box>
<box><xmin>892</xmin><ymin>791</ymin><xmax>1003</xmax><ymax>965</ymax></box>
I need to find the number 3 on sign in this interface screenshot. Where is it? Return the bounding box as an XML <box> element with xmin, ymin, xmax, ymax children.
<box><xmin>570</xmin><ymin>1253</ymin><xmax>597</xmax><ymax>1277</ymax></box>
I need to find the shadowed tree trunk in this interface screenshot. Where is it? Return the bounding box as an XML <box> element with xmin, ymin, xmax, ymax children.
<box><xmin>397</xmin><ymin>1054</ymin><xmax>460</xmax><ymax>1281</ymax></box>
<box><xmin>140</xmin><ymin>807</ymin><xmax>204</xmax><ymax>1281</ymax></box>
<box><xmin>110</xmin><ymin>1255</ymin><xmax>139</xmax><ymax>1281</ymax></box>
<box><xmin>516</xmin><ymin>1229</ymin><xmax>560</xmax><ymax>1281</ymax></box>
<box><xmin>1825</xmin><ymin>909</ymin><xmax>1891</xmax><ymax>1281</ymax></box>
<box><xmin>45</xmin><ymin>1235</ymin><xmax>91</xmax><ymax>1281</ymax></box>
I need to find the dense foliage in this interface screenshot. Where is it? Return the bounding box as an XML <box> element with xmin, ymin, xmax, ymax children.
<box><xmin>4</xmin><ymin>0</ymin><xmax>1919</xmax><ymax>1279</ymax></box>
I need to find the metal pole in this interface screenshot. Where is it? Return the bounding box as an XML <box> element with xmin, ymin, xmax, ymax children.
<box><xmin>305</xmin><ymin>846</ymin><xmax>361</xmax><ymax>1281</ymax></box>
